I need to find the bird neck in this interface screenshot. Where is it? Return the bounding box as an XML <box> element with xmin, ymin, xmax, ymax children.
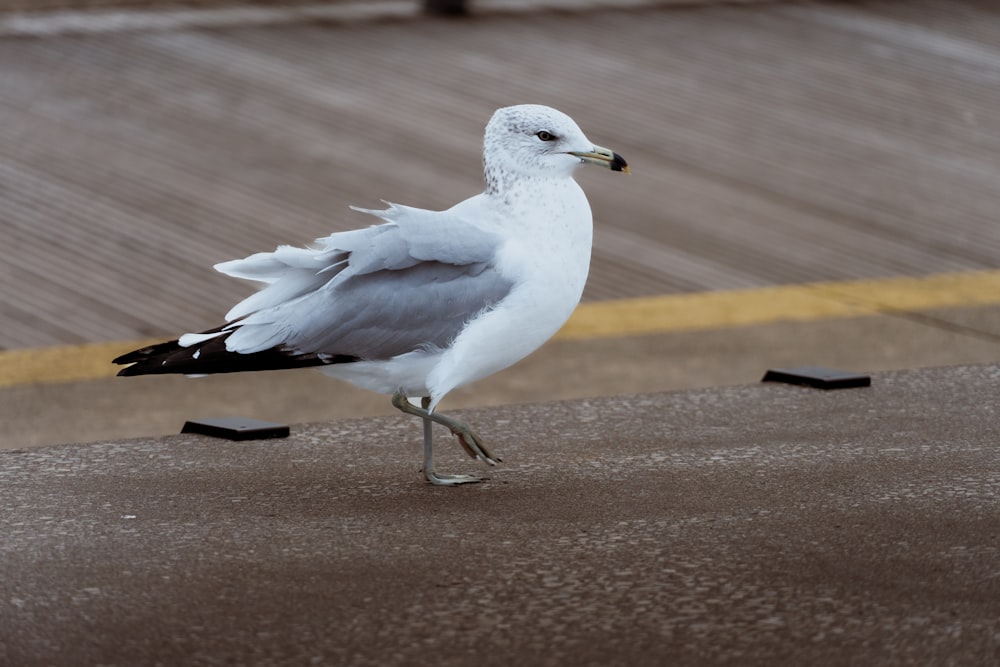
<box><xmin>484</xmin><ymin>154</ymin><xmax>579</xmax><ymax>204</ymax></box>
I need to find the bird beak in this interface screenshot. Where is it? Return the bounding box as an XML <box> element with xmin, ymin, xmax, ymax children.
<box><xmin>569</xmin><ymin>144</ymin><xmax>630</xmax><ymax>174</ymax></box>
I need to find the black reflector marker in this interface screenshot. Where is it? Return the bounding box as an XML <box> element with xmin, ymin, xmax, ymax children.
<box><xmin>181</xmin><ymin>417</ymin><xmax>290</xmax><ymax>441</ymax></box>
<box><xmin>761</xmin><ymin>366</ymin><xmax>871</xmax><ymax>390</ymax></box>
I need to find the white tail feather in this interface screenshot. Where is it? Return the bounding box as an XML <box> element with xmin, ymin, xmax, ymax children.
<box><xmin>178</xmin><ymin>331</ymin><xmax>225</xmax><ymax>347</ymax></box>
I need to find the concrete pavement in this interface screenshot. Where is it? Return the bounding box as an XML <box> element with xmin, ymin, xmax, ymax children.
<box><xmin>2</xmin><ymin>363</ymin><xmax>998</xmax><ymax>665</ymax></box>
<box><xmin>4</xmin><ymin>277</ymin><xmax>1000</xmax><ymax>665</ymax></box>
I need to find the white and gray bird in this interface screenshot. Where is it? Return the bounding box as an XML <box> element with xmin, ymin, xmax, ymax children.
<box><xmin>114</xmin><ymin>104</ymin><xmax>629</xmax><ymax>485</ymax></box>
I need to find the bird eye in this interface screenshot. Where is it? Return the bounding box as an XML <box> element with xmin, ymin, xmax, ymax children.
<box><xmin>535</xmin><ymin>130</ymin><xmax>556</xmax><ymax>142</ymax></box>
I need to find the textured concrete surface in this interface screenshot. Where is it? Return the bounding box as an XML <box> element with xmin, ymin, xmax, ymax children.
<box><xmin>2</xmin><ymin>364</ymin><xmax>998</xmax><ymax>665</ymax></box>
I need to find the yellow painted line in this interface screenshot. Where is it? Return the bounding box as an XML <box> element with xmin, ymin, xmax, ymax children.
<box><xmin>2</xmin><ymin>269</ymin><xmax>999</xmax><ymax>388</ymax></box>
<box><xmin>556</xmin><ymin>269</ymin><xmax>1000</xmax><ymax>340</ymax></box>
<box><xmin>0</xmin><ymin>339</ymin><xmax>160</xmax><ymax>389</ymax></box>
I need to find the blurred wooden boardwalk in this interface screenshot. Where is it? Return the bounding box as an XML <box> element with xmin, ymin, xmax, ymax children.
<box><xmin>2</xmin><ymin>0</ymin><xmax>1000</xmax><ymax>350</ymax></box>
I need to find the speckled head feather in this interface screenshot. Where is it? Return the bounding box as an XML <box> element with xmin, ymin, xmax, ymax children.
<box><xmin>482</xmin><ymin>104</ymin><xmax>597</xmax><ymax>195</ymax></box>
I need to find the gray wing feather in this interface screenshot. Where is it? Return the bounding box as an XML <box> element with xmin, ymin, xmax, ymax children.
<box><xmin>344</xmin><ymin>203</ymin><xmax>499</xmax><ymax>274</ymax></box>
<box><xmin>292</xmin><ymin>260</ymin><xmax>511</xmax><ymax>359</ymax></box>
<box><xmin>221</xmin><ymin>204</ymin><xmax>515</xmax><ymax>361</ymax></box>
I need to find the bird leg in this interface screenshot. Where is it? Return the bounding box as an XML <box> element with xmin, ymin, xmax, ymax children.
<box><xmin>390</xmin><ymin>389</ymin><xmax>500</xmax><ymax>486</ymax></box>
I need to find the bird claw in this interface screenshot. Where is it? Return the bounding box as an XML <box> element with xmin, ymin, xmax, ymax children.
<box><xmin>424</xmin><ymin>470</ymin><xmax>486</xmax><ymax>486</ymax></box>
<box><xmin>390</xmin><ymin>389</ymin><xmax>502</xmax><ymax>484</ymax></box>
<box><xmin>451</xmin><ymin>427</ymin><xmax>500</xmax><ymax>466</ymax></box>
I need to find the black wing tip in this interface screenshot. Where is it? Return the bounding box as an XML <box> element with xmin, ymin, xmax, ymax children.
<box><xmin>112</xmin><ymin>339</ymin><xmax>184</xmax><ymax>376</ymax></box>
<box><xmin>115</xmin><ymin>362</ymin><xmax>149</xmax><ymax>376</ymax></box>
<box><xmin>113</xmin><ymin>347</ymin><xmax>159</xmax><ymax>366</ymax></box>
<box><xmin>111</xmin><ymin>333</ymin><xmax>360</xmax><ymax>377</ymax></box>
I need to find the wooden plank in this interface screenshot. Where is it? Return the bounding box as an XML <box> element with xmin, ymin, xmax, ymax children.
<box><xmin>2</xmin><ymin>1</ymin><xmax>999</xmax><ymax>349</ymax></box>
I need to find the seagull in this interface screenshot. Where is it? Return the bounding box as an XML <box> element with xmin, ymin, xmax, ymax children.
<box><xmin>113</xmin><ymin>104</ymin><xmax>629</xmax><ymax>485</ymax></box>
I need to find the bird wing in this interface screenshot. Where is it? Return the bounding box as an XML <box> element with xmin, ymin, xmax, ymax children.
<box><xmin>214</xmin><ymin>203</ymin><xmax>515</xmax><ymax>362</ymax></box>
